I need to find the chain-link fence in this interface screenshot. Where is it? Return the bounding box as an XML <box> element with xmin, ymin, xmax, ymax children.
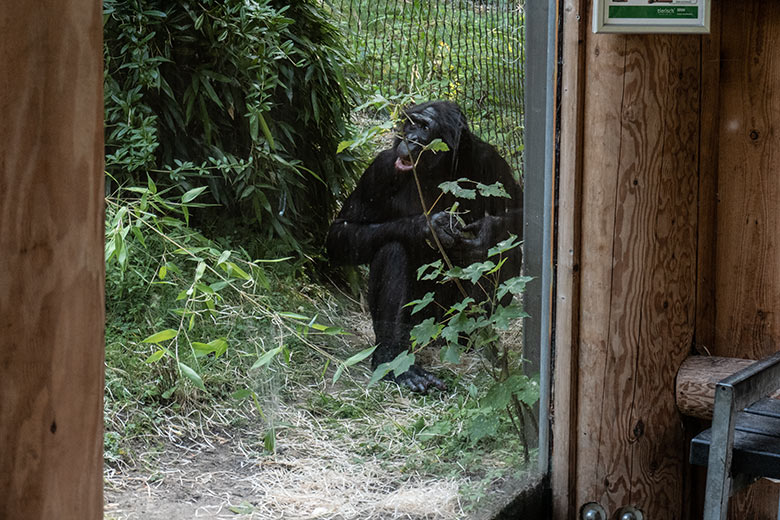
<box><xmin>326</xmin><ymin>0</ymin><xmax>526</xmax><ymax>177</ymax></box>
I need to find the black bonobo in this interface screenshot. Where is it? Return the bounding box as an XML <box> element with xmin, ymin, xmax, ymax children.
<box><xmin>326</xmin><ymin>101</ymin><xmax>522</xmax><ymax>393</ymax></box>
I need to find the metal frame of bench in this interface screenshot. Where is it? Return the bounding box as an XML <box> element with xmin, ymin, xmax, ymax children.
<box><xmin>703</xmin><ymin>351</ymin><xmax>780</xmax><ymax>520</ymax></box>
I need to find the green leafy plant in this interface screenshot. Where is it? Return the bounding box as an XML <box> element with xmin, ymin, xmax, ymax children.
<box><xmin>356</xmin><ymin>120</ymin><xmax>537</xmax><ymax>453</ymax></box>
<box><xmin>104</xmin><ymin>0</ymin><xmax>361</xmax><ymax>254</ymax></box>
<box><xmin>105</xmin><ymin>179</ymin><xmax>348</xmax><ymax>402</ymax></box>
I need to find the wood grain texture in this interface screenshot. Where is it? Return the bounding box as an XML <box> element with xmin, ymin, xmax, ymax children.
<box><xmin>712</xmin><ymin>1</ymin><xmax>780</xmax><ymax>517</ymax></box>
<box><xmin>674</xmin><ymin>356</ymin><xmax>780</xmax><ymax>420</ymax></box>
<box><xmin>576</xmin><ymin>16</ymin><xmax>701</xmax><ymax>518</ymax></box>
<box><xmin>694</xmin><ymin>1</ymin><xmax>722</xmax><ymax>356</ymax></box>
<box><xmin>0</xmin><ymin>1</ymin><xmax>104</xmax><ymax>518</ymax></box>
<box><xmin>551</xmin><ymin>0</ymin><xmax>587</xmax><ymax>518</ymax></box>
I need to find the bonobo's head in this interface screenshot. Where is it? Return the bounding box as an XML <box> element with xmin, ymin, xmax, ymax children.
<box><xmin>393</xmin><ymin>101</ymin><xmax>468</xmax><ymax>175</ymax></box>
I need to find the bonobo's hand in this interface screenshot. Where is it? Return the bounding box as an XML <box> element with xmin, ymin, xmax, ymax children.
<box><xmin>456</xmin><ymin>216</ymin><xmax>498</xmax><ymax>261</ymax></box>
<box><xmin>429</xmin><ymin>211</ymin><xmax>463</xmax><ymax>249</ymax></box>
<box><xmin>394</xmin><ymin>365</ymin><xmax>447</xmax><ymax>394</ymax></box>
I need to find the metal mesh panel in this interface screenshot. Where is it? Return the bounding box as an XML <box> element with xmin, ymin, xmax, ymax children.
<box><xmin>326</xmin><ymin>0</ymin><xmax>525</xmax><ymax>178</ymax></box>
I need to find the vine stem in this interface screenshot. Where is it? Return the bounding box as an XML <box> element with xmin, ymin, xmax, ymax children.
<box><xmin>407</xmin><ymin>140</ymin><xmax>469</xmax><ymax>300</ymax></box>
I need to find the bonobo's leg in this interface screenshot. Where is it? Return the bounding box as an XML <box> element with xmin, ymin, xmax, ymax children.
<box><xmin>368</xmin><ymin>242</ymin><xmax>446</xmax><ymax>393</ymax></box>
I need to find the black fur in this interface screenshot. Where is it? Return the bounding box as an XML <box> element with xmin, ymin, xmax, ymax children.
<box><xmin>327</xmin><ymin>101</ymin><xmax>522</xmax><ymax>393</ymax></box>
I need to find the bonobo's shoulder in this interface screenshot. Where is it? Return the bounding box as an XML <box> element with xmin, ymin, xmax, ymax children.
<box><xmin>464</xmin><ymin>139</ymin><xmax>514</xmax><ymax>179</ymax></box>
<box><xmin>360</xmin><ymin>149</ymin><xmax>400</xmax><ymax>182</ymax></box>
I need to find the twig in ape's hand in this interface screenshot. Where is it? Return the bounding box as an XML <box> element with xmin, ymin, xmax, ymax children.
<box><xmin>405</xmin><ymin>135</ymin><xmax>469</xmax><ymax>299</ymax></box>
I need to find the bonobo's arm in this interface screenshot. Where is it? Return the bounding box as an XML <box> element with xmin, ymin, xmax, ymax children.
<box><xmin>327</xmin><ymin>152</ymin><xmax>429</xmax><ymax>266</ymax></box>
<box><xmin>453</xmin><ymin>146</ymin><xmax>523</xmax><ymax>262</ymax></box>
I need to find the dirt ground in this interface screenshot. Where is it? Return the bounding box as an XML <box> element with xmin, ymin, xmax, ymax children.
<box><xmin>104</xmin><ymin>304</ymin><xmax>531</xmax><ymax>519</ymax></box>
<box><xmin>104</xmin><ymin>425</ymin><xmax>528</xmax><ymax>520</ymax></box>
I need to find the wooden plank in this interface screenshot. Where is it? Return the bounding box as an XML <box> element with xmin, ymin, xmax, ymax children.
<box><xmin>694</xmin><ymin>0</ymin><xmax>722</xmax><ymax>355</ymax></box>
<box><xmin>691</xmin><ymin>405</ymin><xmax>780</xmax><ymax>479</ymax></box>
<box><xmin>0</xmin><ymin>1</ymin><xmax>104</xmax><ymax>518</ymax></box>
<box><xmin>712</xmin><ymin>1</ymin><xmax>780</xmax><ymax>517</ymax></box>
<box><xmin>575</xmin><ymin>17</ymin><xmax>627</xmax><ymax>515</ymax></box>
<box><xmin>576</xmin><ymin>16</ymin><xmax>701</xmax><ymax>517</ymax></box>
<box><xmin>747</xmin><ymin>397</ymin><xmax>780</xmax><ymax>419</ymax></box>
<box><xmin>551</xmin><ymin>0</ymin><xmax>588</xmax><ymax>518</ymax></box>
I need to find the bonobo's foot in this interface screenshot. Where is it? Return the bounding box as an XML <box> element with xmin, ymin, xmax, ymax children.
<box><xmin>393</xmin><ymin>365</ymin><xmax>447</xmax><ymax>394</ymax></box>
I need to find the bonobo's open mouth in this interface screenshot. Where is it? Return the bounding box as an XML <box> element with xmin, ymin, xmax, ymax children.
<box><xmin>394</xmin><ymin>155</ymin><xmax>414</xmax><ymax>173</ymax></box>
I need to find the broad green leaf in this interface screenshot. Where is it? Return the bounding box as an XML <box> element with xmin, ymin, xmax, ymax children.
<box><xmin>264</xmin><ymin>427</ymin><xmax>275</xmax><ymax>452</ymax></box>
<box><xmin>141</xmin><ymin>329</ymin><xmax>177</xmax><ymax>344</ymax></box>
<box><xmin>158</xmin><ymin>265</ymin><xmax>167</xmax><ymax>280</ymax></box>
<box><xmin>251</xmin><ymin>345</ymin><xmax>283</xmax><ymax>370</ymax></box>
<box><xmin>476</xmin><ymin>181</ymin><xmax>510</xmax><ymax>198</ymax></box>
<box><xmin>468</xmin><ymin>413</ymin><xmax>499</xmax><ymax>444</ymax></box>
<box><xmin>344</xmin><ymin>345</ymin><xmax>376</xmax><ymax>367</ymax></box>
<box><xmin>194</xmin><ymin>261</ymin><xmax>206</xmax><ymax>282</ymax></box>
<box><xmin>256</xmin><ymin>112</ymin><xmax>275</xmax><ymax>151</ymax></box>
<box><xmin>482</xmin><ymin>374</ymin><xmax>540</xmax><ymax>411</ymax></box>
<box><xmin>333</xmin><ymin>346</ymin><xmax>377</xmax><ymax>384</ymax></box>
<box><xmin>210</xmin><ymin>338</ymin><xmax>228</xmax><ymax>358</ymax></box>
<box><xmin>387</xmin><ymin>350</ymin><xmax>415</xmax><ymax>378</ymax></box>
<box><xmin>210</xmin><ymin>281</ymin><xmax>230</xmax><ymax>292</ymax></box>
<box><xmin>449</xmin><ymin>297</ymin><xmax>475</xmax><ymax>314</ymax></box>
<box><xmin>191</xmin><ymin>342</ymin><xmax>210</xmax><ymax>356</ymax></box>
<box><xmin>145</xmin><ymin>349</ymin><xmax>166</xmax><ymax>363</ymax></box>
<box><xmin>337</xmin><ymin>140</ymin><xmax>355</xmax><ymax>153</ymax></box>
<box><xmin>441</xmin><ymin>323</ymin><xmax>462</xmax><ymax>346</ymax></box>
<box><xmin>417</xmin><ymin>260</ymin><xmax>443</xmax><ymax>281</ymax></box>
<box><xmin>231</xmin><ymin>388</ymin><xmax>253</xmax><ymax>400</ymax></box>
<box><xmin>440</xmin><ymin>343</ymin><xmax>461</xmax><ymax>364</ymax></box>
<box><xmin>427</xmin><ymin>138</ymin><xmax>449</xmax><ymax>152</ymax></box>
<box><xmin>447</xmin><ymin>261</ymin><xmax>495</xmax><ymax>284</ymax></box>
<box><xmin>221</xmin><ymin>261</ymin><xmax>251</xmax><ymax>280</ymax></box>
<box><xmin>404</xmin><ymin>292</ymin><xmax>435</xmax><ymax>315</ymax></box>
<box><xmin>438</xmin><ymin>179</ymin><xmax>476</xmax><ymax>200</ymax></box>
<box><xmin>497</xmin><ymin>275</ymin><xmax>534</xmax><ymax>300</ymax></box>
<box><xmin>217</xmin><ymin>250</ymin><xmax>231</xmax><ymax>266</ymax></box>
<box><xmin>182</xmin><ymin>186</ymin><xmax>207</xmax><ymax>203</ymax></box>
<box><xmin>410</xmin><ymin>318</ymin><xmax>442</xmax><ymax>347</ymax></box>
<box><xmin>488</xmin><ymin>235</ymin><xmax>521</xmax><ymax>257</ymax></box>
<box><xmin>368</xmin><ymin>361</ymin><xmax>394</xmax><ymax>387</ymax></box>
<box><xmin>491</xmin><ymin>303</ymin><xmax>528</xmax><ymax>329</ymax></box>
<box><xmin>418</xmin><ymin>420</ymin><xmax>452</xmax><ymax>441</ymax></box>
<box><xmin>178</xmin><ymin>362</ymin><xmax>206</xmax><ymax>391</ymax></box>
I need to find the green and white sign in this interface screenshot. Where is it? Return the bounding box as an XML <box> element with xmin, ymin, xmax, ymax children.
<box><xmin>593</xmin><ymin>0</ymin><xmax>710</xmax><ymax>34</ymax></box>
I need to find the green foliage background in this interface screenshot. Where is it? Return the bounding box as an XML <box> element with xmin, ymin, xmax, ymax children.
<box><xmin>104</xmin><ymin>0</ymin><xmax>360</xmax><ymax>253</ymax></box>
<box><xmin>103</xmin><ymin>1</ymin><xmax>534</xmax><ymax>496</ymax></box>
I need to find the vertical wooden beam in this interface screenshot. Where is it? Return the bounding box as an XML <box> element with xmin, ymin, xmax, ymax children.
<box><xmin>552</xmin><ymin>0</ymin><xmax>587</xmax><ymax>518</ymax></box>
<box><xmin>694</xmin><ymin>0</ymin><xmax>722</xmax><ymax>357</ymax></box>
<box><xmin>0</xmin><ymin>1</ymin><xmax>104</xmax><ymax>518</ymax></box>
<box><xmin>712</xmin><ymin>1</ymin><xmax>780</xmax><ymax>517</ymax></box>
<box><xmin>570</xmin><ymin>4</ymin><xmax>701</xmax><ymax>516</ymax></box>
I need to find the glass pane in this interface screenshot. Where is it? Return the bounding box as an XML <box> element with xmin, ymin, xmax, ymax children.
<box><xmin>103</xmin><ymin>1</ymin><xmax>548</xmax><ymax>518</ymax></box>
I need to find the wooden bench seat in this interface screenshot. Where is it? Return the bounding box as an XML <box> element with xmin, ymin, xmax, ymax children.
<box><xmin>690</xmin><ymin>397</ymin><xmax>780</xmax><ymax>480</ymax></box>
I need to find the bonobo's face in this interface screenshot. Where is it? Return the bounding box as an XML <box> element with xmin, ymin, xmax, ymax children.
<box><xmin>393</xmin><ymin>106</ymin><xmax>448</xmax><ymax>174</ymax></box>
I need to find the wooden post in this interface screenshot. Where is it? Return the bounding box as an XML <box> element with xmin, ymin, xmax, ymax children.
<box><xmin>554</xmin><ymin>1</ymin><xmax>780</xmax><ymax>518</ymax></box>
<box><xmin>0</xmin><ymin>1</ymin><xmax>104</xmax><ymax>518</ymax></box>
<box><xmin>676</xmin><ymin>356</ymin><xmax>780</xmax><ymax>420</ymax></box>
<box><xmin>554</xmin><ymin>1</ymin><xmax>702</xmax><ymax>518</ymax></box>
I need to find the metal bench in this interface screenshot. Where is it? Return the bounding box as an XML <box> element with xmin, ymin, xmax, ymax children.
<box><xmin>689</xmin><ymin>351</ymin><xmax>780</xmax><ymax>520</ymax></box>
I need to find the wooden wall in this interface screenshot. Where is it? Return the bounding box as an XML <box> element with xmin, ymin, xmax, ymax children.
<box><xmin>0</xmin><ymin>1</ymin><xmax>104</xmax><ymax>518</ymax></box>
<box><xmin>700</xmin><ymin>2</ymin><xmax>780</xmax><ymax>517</ymax></box>
<box><xmin>554</xmin><ymin>0</ymin><xmax>780</xmax><ymax>518</ymax></box>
